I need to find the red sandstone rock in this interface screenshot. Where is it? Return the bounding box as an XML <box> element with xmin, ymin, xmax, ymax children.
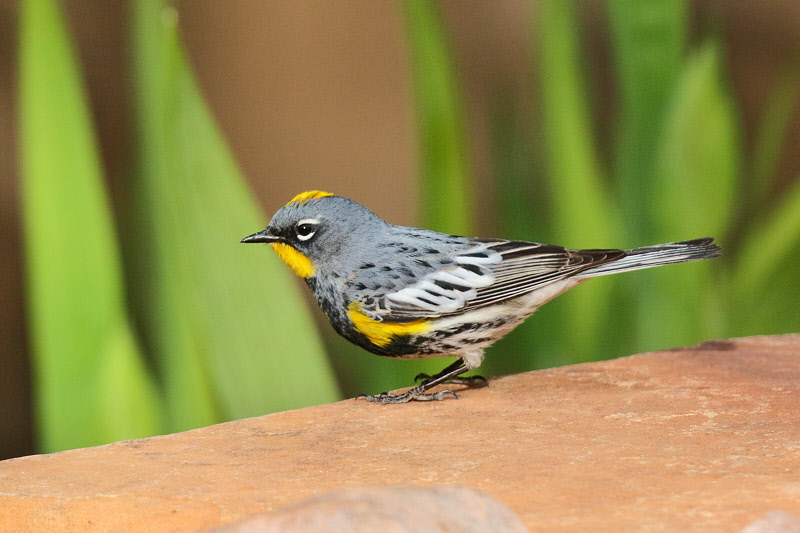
<box><xmin>0</xmin><ymin>335</ymin><xmax>798</xmax><ymax>532</ymax></box>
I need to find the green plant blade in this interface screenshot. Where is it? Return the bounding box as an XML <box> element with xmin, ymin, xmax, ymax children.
<box><xmin>536</xmin><ymin>0</ymin><xmax>622</xmax><ymax>361</ymax></box>
<box><xmin>606</xmin><ymin>0</ymin><xmax>687</xmax><ymax>244</ymax></box>
<box><xmin>97</xmin><ymin>324</ymin><xmax>163</xmax><ymax>440</ymax></box>
<box><xmin>395</xmin><ymin>0</ymin><xmax>475</xmax><ymax>382</ymax></box>
<box><xmin>537</xmin><ymin>0</ymin><xmax>619</xmax><ymax>247</ymax></box>
<box><xmin>747</xmin><ymin>63</ymin><xmax>800</xmax><ymax>211</ymax></box>
<box><xmin>128</xmin><ymin>3</ymin><xmax>219</xmax><ymax>432</ymax></box>
<box><xmin>729</xmin><ymin>176</ymin><xmax>800</xmax><ymax>336</ymax></box>
<box><xmin>732</xmin><ymin>67</ymin><xmax>800</xmax><ymax>336</ymax></box>
<box><xmin>402</xmin><ymin>0</ymin><xmax>471</xmax><ymax>236</ymax></box>
<box><xmin>19</xmin><ymin>0</ymin><xmax>162</xmax><ymax>452</ymax></box>
<box><xmin>130</xmin><ymin>0</ymin><xmax>339</xmax><ymax>424</ymax></box>
<box><xmin>641</xmin><ymin>42</ymin><xmax>739</xmax><ymax>350</ymax></box>
<box><xmin>606</xmin><ymin>0</ymin><xmax>696</xmax><ymax>355</ymax></box>
<box><xmin>733</xmin><ymin>176</ymin><xmax>800</xmax><ymax>311</ymax></box>
<box><xmin>655</xmin><ymin>42</ymin><xmax>739</xmax><ymax>243</ymax></box>
<box><xmin>482</xmin><ymin>94</ymin><xmax>563</xmax><ymax>375</ymax></box>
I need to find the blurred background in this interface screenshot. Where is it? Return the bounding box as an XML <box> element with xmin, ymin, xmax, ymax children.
<box><xmin>2</xmin><ymin>0</ymin><xmax>799</xmax><ymax>460</ymax></box>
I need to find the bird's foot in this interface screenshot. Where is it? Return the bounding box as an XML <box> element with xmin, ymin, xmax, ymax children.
<box><xmin>357</xmin><ymin>386</ymin><xmax>458</xmax><ymax>404</ymax></box>
<box><xmin>414</xmin><ymin>372</ymin><xmax>488</xmax><ymax>388</ymax></box>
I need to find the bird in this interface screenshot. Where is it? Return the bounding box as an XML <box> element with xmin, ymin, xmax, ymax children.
<box><xmin>242</xmin><ymin>190</ymin><xmax>721</xmax><ymax>404</ymax></box>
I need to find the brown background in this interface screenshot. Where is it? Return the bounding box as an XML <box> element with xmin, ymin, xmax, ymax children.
<box><xmin>1</xmin><ymin>0</ymin><xmax>799</xmax><ymax>460</ymax></box>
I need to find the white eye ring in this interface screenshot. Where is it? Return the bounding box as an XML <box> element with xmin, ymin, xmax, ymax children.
<box><xmin>295</xmin><ymin>218</ymin><xmax>319</xmax><ymax>241</ymax></box>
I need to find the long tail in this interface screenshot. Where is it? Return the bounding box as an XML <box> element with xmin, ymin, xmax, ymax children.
<box><xmin>576</xmin><ymin>238</ymin><xmax>721</xmax><ymax>278</ymax></box>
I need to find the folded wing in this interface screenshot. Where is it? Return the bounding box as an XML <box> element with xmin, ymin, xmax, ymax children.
<box><xmin>369</xmin><ymin>240</ymin><xmax>623</xmax><ymax>322</ymax></box>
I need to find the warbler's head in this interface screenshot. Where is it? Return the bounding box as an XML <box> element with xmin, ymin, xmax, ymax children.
<box><xmin>241</xmin><ymin>190</ymin><xmax>384</xmax><ymax>278</ymax></box>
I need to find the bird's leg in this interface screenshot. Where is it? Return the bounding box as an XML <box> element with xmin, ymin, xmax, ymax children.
<box><xmin>362</xmin><ymin>361</ymin><xmax>472</xmax><ymax>404</ymax></box>
<box><xmin>414</xmin><ymin>358</ymin><xmax>488</xmax><ymax>388</ymax></box>
<box><xmin>413</xmin><ymin>358</ymin><xmax>463</xmax><ymax>384</ymax></box>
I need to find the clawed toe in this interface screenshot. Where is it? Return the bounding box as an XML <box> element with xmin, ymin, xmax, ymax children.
<box><xmin>414</xmin><ymin>389</ymin><xmax>458</xmax><ymax>402</ymax></box>
<box><xmin>358</xmin><ymin>358</ymin><xmax>481</xmax><ymax>404</ymax></box>
<box><xmin>359</xmin><ymin>387</ymin><xmax>458</xmax><ymax>404</ymax></box>
<box><xmin>448</xmin><ymin>375</ymin><xmax>488</xmax><ymax>388</ymax></box>
<box><xmin>414</xmin><ymin>373</ymin><xmax>488</xmax><ymax>388</ymax></box>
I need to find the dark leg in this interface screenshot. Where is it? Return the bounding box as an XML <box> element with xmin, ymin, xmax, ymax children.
<box><xmin>414</xmin><ymin>359</ymin><xmax>488</xmax><ymax>388</ymax></box>
<box><xmin>413</xmin><ymin>358</ymin><xmax>464</xmax><ymax>383</ymax></box>
<box><xmin>362</xmin><ymin>360</ymin><xmax>472</xmax><ymax>404</ymax></box>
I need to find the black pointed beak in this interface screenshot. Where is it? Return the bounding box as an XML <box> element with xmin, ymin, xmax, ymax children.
<box><xmin>240</xmin><ymin>229</ymin><xmax>282</xmax><ymax>244</ymax></box>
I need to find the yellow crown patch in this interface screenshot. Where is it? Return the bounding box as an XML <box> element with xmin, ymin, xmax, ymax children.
<box><xmin>286</xmin><ymin>190</ymin><xmax>334</xmax><ymax>206</ymax></box>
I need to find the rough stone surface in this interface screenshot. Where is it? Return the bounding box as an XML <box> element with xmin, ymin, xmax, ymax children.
<box><xmin>209</xmin><ymin>486</ymin><xmax>529</xmax><ymax>533</ymax></box>
<box><xmin>739</xmin><ymin>511</ymin><xmax>800</xmax><ymax>533</ymax></box>
<box><xmin>0</xmin><ymin>335</ymin><xmax>798</xmax><ymax>532</ymax></box>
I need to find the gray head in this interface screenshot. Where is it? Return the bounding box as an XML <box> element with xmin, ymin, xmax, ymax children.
<box><xmin>241</xmin><ymin>191</ymin><xmax>386</xmax><ymax>278</ymax></box>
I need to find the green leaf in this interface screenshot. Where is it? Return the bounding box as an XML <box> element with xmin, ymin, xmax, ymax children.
<box><xmin>19</xmin><ymin>0</ymin><xmax>162</xmax><ymax>452</ymax></box>
<box><xmin>734</xmin><ymin>266</ymin><xmax>800</xmax><ymax>337</ymax></box>
<box><xmin>403</xmin><ymin>0</ymin><xmax>471</xmax><ymax>235</ymax></box>
<box><xmin>641</xmin><ymin>41</ymin><xmax>739</xmax><ymax>350</ymax></box>
<box><xmin>394</xmin><ymin>0</ymin><xmax>475</xmax><ymax>382</ymax></box>
<box><xmin>733</xmin><ymin>68</ymin><xmax>800</xmax><ymax>336</ymax></box>
<box><xmin>747</xmin><ymin>63</ymin><xmax>800</xmax><ymax>210</ymax></box>
<box><xmin>491</xmin><ymin>95</ymin><xmax>550</xmax><ymax>244</ymax></box>
<box><xmin>606</xmin><ymin>0</ymin><xmax>687</xmax><ymax>243</ymax></box>
<box><xmin>130</xmin><ymin>0</ymin><xmax>339</xmax><ymax>426</ymax></box>
<box><xmin>536</xmin><ymin>0</ymin><xmax>622</xmax><ymax>360</ymax></box>
<box><xmin>537</xmin><ymin>0</ymin><xmax>618</xmax><ymax>246</ymax></box>
<box><xmin>482</xmin><ymin>94</ymin><xmax>563</xmax><ymax>375</ymax></box>
<box><xmin>97</xmin><ymin>324</ymin><xmax>163</xmax><ymax>441</ymax></box>
<box><xmin>733</xmin><ymin>176</ymin><xmax>800</xmax><ymax>305</ymax></box>
<box><xmin>655</xmin><ymin>42</ymin><xmax>739</xmax><ymax>241</ymax></box>
<box><xmin>128</xmin><ymin>2</ymin><xmax>219</xmax><ymax>431</ymax></box>
<box><xmin>606</xmin><ymin>0</ymin><xmax>697</xmax><ymax>354</ymax></box>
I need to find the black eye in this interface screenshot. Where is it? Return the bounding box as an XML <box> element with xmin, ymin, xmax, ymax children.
<box><xmin>295</xmin><ymin>221</ymin><xmax>317</xmax><ymax>241</ymax></box>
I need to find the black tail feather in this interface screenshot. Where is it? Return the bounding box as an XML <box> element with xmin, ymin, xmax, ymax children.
<box><xmin>576</xmin><ymin>238</ymin><xmax>720</xmax><ymax>278</ymax></box>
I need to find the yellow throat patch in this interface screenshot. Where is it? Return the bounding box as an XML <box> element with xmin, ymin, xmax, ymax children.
<box><xmin>269</xmin><ymin>243</ymin><xmax>315</xmax><ymax>278</ymax></box>
<box><xmin>286</xmin><ymin>190</ymin><xmax>334</xmax><ymax>206</ymax></box>
<box><xmin>347</xmin><ymin>302</ymin><xmax>430</xmax><ymax>348</ymax></box>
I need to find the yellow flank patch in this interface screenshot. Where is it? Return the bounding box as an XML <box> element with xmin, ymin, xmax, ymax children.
<box><xmin>347</xmin><ymin>302</ymin><xmax>430</xmax><ymax>348</ymax></box>
<box><xmin>269</xmin><ymin>243</ymin><xmax>315</xmax><ymax>278</ymax></box>
<box><xmin>286</xmin><ymin>190</ymin><xmax>334</xmax><ymax>206</ymax></box>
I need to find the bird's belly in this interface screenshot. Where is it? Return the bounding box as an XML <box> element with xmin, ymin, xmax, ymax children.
<box><xmin>404</xmin><ymin>303</ymin><xmax>531</xmax><ymax>356</ymax></box>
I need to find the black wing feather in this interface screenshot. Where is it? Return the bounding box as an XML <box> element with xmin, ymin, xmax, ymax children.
<box><xmin>369</xmin><ymin>240</ymin><xmax>625</xmax><ymax>321</ymax></box>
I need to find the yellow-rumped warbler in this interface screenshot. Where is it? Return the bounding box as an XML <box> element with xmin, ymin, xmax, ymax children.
<box><xmin>242</xmin><ymin>191</ymin><xmax>720</xmax><ymax>404</ymax></box>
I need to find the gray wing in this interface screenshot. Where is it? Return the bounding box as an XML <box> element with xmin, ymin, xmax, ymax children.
<box><xmin>352</xmin><ymin>240</ymin><xmax>624</xmax><ymax>322</ymax></box>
